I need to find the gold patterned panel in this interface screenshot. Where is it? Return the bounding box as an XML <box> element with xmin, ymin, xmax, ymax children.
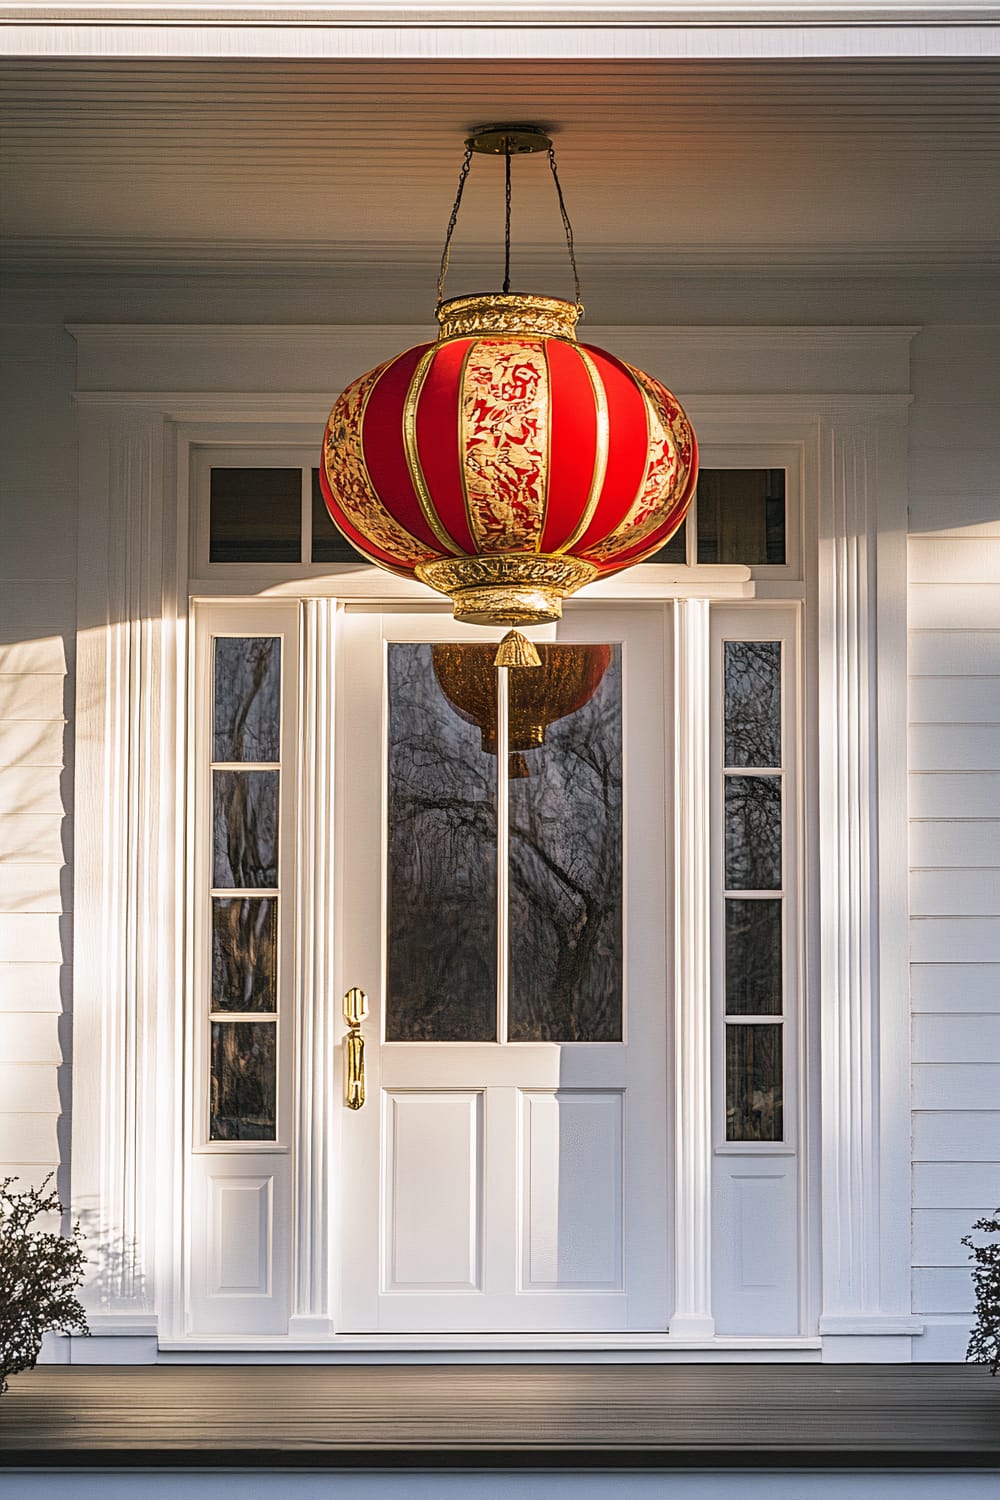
<box><xmin>460</xmin><ymin>339</ymin><xmax>550</xmax><ymax>553</ymax></box>
<box><xmin>584</xmin><ymin>366</ymin><xmax>696</xmax><ymax>564</ymax></box>
<box><xmin>323</xmin><ymin>357</ymin><xmax>439</xmax><ymax>573</ymax></box>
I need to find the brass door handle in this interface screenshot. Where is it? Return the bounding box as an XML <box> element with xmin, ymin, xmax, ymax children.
<box><xmin>343</xmin><ymin>987</ymin><xmax>368</xmax><ymax>1109</ymax></box>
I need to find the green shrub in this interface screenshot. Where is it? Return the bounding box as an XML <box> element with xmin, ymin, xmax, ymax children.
<box><xmin>962</xmin><ymin>1209</ymin><xmax>1000</xmax><ymax>1376</ymax></box>
<box><xmin>0</xmin><ymin>1175</ymin><xmax>89</xmax><ymax>1394</ymax></box>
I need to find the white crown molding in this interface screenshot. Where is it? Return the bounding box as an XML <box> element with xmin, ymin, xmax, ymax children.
<box><xmin>11</xmin><ymin>239</ymin><xmax>999</xmax><ymax>279</ymax></box>
<box><xmin>2</xmin><ymin>9</ymin><xmax>998</xmax><ymax>59</ymax></box>
<box><xmin>2</xmin><ymin>3</ymin><xmax>999</xmax><ymax>24</ymax></box>
<box><xmin>66</xmin><ymin>323</ymin><xmax>919</xmax><ymax>412</ymax></box>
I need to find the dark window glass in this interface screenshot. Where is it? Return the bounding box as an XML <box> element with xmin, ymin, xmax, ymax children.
<box><xmin>213</xmin><ymin>770</ymin><xmax>279</xmax><ymax>889</ymax></box>
<box><xmin>209</xmin><ymin>468</ymin><xmax>301</xmax><ymax>563</ymax></box>
<box><xmin>645</xmin><ymin>520</ymin><xmax>687</xmax><ymax>565</ymax></box>
<box><xmin>508</xmin><ymin>645</ymin><xmax>623</xmax><ymax>1042</ymax></box>
<box><xmin>213</xmin><ymin>637</ymin><xmax>281</xmax><ymax>763</ymax></box>
<box><xmin>725</xmin><ymin>899</ymin><xmax>782</xmax><ymax>1016</ymax></box>
<box><xmin>726</xmin><ymin>1024</ymin><xmax>783</xmax><ymax>1142</ymax></box>
<box><xmin>724</xmin><ymin>775</ymin><xmax>782</xmax><ymax>891</ymax></box>
<box><xmin>210</xmin><ymin>1021</ymin><xmax>277</xmax><ymax>1140</ymax></box>
<box><xmin>212</xmin><ymin>896</ymin><xmax>278</xmax><ymax>1013</ymax></box>
<box><xmin>386</xmin><ymin>643</ymin><xmax>497</xmax><ymax>1041</ymax></box>
<box><xmin>697</xmin><ymin>469</ymin><xmax>786</xmax><ymax>566</ymax></box>
<box><xmin>311</xmin><ymin>469</ymin><xmax>370</xmax><ymax>564</ymax></box>
<box><xmin>724</xmin><ymin>640</ymin><xmax>781</xmax><ymax>769</ymax></box>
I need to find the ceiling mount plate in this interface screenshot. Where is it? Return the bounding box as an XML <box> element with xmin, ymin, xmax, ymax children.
<box><xmin>466</xmin><ymin>125</ymin><xmax>552</xmax><ymax>156</ymax></box>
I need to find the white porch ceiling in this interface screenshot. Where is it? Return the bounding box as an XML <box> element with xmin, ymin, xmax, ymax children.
<box><xmin>2</xmin><ymin>57</ymin><xmax>998</xmax><ymax>299</ymax></box>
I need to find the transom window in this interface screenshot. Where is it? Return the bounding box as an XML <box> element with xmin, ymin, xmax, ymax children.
<box><xmin>191</xmin><ymin>450</ymin><xmax>800</xmax><ymax>580</ymax></box>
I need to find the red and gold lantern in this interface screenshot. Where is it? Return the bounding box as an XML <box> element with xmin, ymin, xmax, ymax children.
<box><xmin>319</xmin><ymin>130</ymin><xmax>698</xmax><ymax>627</ymax></box>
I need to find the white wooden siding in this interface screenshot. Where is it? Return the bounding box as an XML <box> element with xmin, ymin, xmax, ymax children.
<box><xmin>908</xmin><ymin>321</ymin><xmax>1000</xmax><ymax>1363</ymax></box>
<box><xmin>0</xmin><ymin>326</ymin><xmax>76</xmax><ymax>1217</ymax></box>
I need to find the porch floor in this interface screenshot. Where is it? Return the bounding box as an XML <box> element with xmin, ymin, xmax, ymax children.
<box><xmin>1</xmin><ymin>1363</ymin><xmax>999</xmax><ymax>1468</ymax></box>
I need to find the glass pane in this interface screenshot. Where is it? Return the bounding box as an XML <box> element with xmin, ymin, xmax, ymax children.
<box><xmin>209</xmin><ymin>467</ymin><xmax>301</xmax><ymax>563</ymax></box>
<box><xmin>311</xmin><ymin>469</ymin><xmax>370</xmax><ymax>564</ymax></box>
<box><xmin>212</xmin><ymin>897</ymin><xmax>277</xmax><ymax>1013</ymax></box>
<box><xmin>645</xmin><ymin>520</ymin><xmax>687</xmax><ymax>565</ymax></box>
<box><xmin>724</xmin><ymin>775</ymin><xmax>781</xmax><ymax>890</ymax></box>
<box><xmin>725</xmin><ymin>899</ymin><xmax>782</xmax><ymax>1016</ymax></box>
<box><xmin>213</xmin><ymin>770</ymin><xmax>278</xmax><ymax>889</ymax></box>
<box><xmin>726</xmin><ymin>1023</ymin><xmax>783</xmax><ymax>1141</ymax></box>
<box><xmin>210</xmin><ymin>1021</ymin><xmax>277</xmax><ymax>1140</ymax></box>
<box><xmin>724</xmin><ymin>640</ymin><xmax>781</xmax><ymax>768</ymax></box>
<box><xmin>507</xmin><ymin>645</ymin><xmax>623</xmax><ymax>1042</ymax></box>
<box><xmin>386</xmin><ymin>643</ymin><xmax>497</xmax><ymax>1041</ymax></box>
<box><xmin>213</xmin><ymin>637</ymin><xmax>281</xmax><ymax>763</ymax></box>
<box><xmin>697</xmin><ymin>469</ymin><xmax>786</xmax><ymax>565</ymax></box>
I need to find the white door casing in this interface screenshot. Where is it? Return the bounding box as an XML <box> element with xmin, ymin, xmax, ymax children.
<box><xmin>66</xmin><ymin>323</ymin><xmax>915</xmax><ymax>1357</ymax></box>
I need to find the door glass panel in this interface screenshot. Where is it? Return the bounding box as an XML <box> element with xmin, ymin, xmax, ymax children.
<box><xmin>507</xmin><ymin>645</ymin><xmax>623</xmax><ymax>1042</ymax></box>
<box><xmin>212</xmin><ymin>770</ymin><xmax>279</xmax><ymax>889</ymax></box>
<box><xmin>725</xmin><ymin>1024</ymin><xmax>783</xmax><ymax>1142</ymax></box>
<box><xmin>209</xmin><ymin>467</ymin><xmax>301</xmax><ymax>563</ymax></box>
<box><xmin>386</xmin><ymin>643</ymin><xmax>498</xmax><ymax>1041</ymax></box>
<box><xmin>724</xmin><ymin>775</ymin><xmax>781</xmax><ymax>891</ymax></box>
<box><xmin>724</xmin><ymin>899</ymin><xmax>782</xmax><ymax>1016</ymax></box>
<box><xmin>697</xmin><ymin>469</ymin><xmax>786</xmax><ymax>565</ymax></box>
<box><xmin>212</xmin><ymin>896</ymin><xmax>278</xmax><ymax>1012</ymax></box>
<box><xmin>724</xmin><ymin>640</ymin><xmax>781</xmax><ymax>768</ymax></box>
<box><xmin>213</xmin><ymin>636</ymin><xmax>281</xmax><ymax>762</ymax></box>
<box><xmin>210</xmin><ymin>1020</ymin><xmax>277</xmax><ymax>1140</ymax></box>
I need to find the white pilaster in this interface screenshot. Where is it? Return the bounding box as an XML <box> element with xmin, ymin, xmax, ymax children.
<box><xmin>671</xmin><ymin>597</ymin><xmax>715</xmax><ymax>1339</ymax></box>
<box><xmin>73</xmin><ymin>403</ymin><xmax>177</xmax><ymax>1341</ymax></box>
<box><xmin>289</xmin><ymin>598</ymin><xmax>337</xmax><ymax>1337</ymax></box>
<box><xmin>815</xmin><ymin>407</ymin><xmax>921</xmax><ymax>1357</ymax></box>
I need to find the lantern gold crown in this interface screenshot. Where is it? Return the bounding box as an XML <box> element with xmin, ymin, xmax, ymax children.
<box><xmin>320</xmin><ymin>127</ymin><xmax>697</xmax><ymax>627</ymax></box>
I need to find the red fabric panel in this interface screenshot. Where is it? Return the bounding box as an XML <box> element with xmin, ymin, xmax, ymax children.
<box><xmin>540</xmin><ymin>339</ymin><xmax>599</xmax><ymax>554</ymax></box>
<box><xmin>361</xmin><ymin>344</ymin><xmax>442</xmax><ymax>552</ymax></box>
<box><xmin>592</xmin><ymin>425</ymin><xmax>700</xmax><ymax>575</ymax></box>
<box><xmin>415</xmin><ymin>338</ymin><xmax>479</xmax><ymax>555</ymax></box>
<box><xmin>573</xmin><ymin>346</ymin><xmax>650</xmax><ymax>555</ymax></box>
<box><xmin>317</xmin><ymin>457</ymin><xmax>421</xmax><ymax>577</ymax></box>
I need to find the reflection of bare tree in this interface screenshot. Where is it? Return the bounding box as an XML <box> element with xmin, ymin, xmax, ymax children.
<box><xmin>724</xmin><ymin>775</ymin><xmax>781</xmax><ymax>891</ymax></box>
<box><xmin>724</xmin><ymin>640</ymin><xmax>781</xmax><ymax>768</ymax></box>
<box><xmin>214</xmin><ymin>637</ymin><xmax>280</xmax><ymax>762</ymax></box>
<box><xmin>508</xmin><ymin>654</ymin><xmax>622</xmax><ymax>1041</ymax></box>
<box><xmin>387</xmin><ymin>647</ymin><xmax>497</xmax><ymax>1041</ymax></box>
<box><xmin>210</xmin><ymin>1022</ymin><xmax>276</xmax><ymax>1140</ymax></box>
<box><xmin>726</xmin><ymin>1024</ymin><xmax>782</xmax><ymax>1141</ymax></box>
<box><xmin>212</xmin><ymin>897</ymin><xmax>276</xmax><ymax>1010</ymax></box>
<box><xmin>387</xmin><ymin>645</ymin><xmax>623</xmax><ymax>1043</ymax></box>
<box><xmin>213</xmin><ymin>771</ymin><xmax>278</xmax><ymax>889</ymax></box>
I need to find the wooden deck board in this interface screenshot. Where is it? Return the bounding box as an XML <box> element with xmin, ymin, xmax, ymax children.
<box><xmin>1</xmin><ymin>1364</ymin><xmax>998</xmax><ymax>1468</ymax></box>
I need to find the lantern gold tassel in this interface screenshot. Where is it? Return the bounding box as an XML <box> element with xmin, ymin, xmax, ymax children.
<box><xmin>494</xmin><ymin>630</ymin><xmax>542</xmax><ymax>669</ymax></box>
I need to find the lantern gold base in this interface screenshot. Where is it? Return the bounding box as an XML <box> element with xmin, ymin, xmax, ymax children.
<box><xmin>416</xmin><ymin>555</ymin><xmax>599</xmax><ymax>627</ymax></box>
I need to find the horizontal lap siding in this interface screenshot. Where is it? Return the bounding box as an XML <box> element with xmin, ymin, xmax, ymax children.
<box><xmin>0</xmin><ymin>324</ymin><xmax>77</xmax><ymax>1210</ymax></box>
<box><xmin>909</xmin><ymin>323</ymin><xmax>1000</xmax><ymax>1361</ymax></box>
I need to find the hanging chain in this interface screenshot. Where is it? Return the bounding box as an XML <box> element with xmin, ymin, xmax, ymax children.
<box><xmin>436</xmin><ymin>144</ymin><xmax>474</xmax><ymax>308</ymax></box>
<box><xmin>503</xmin><ymin>147</ymin><xmax>512</xmax><ymax>295</ymax></box>
<box><xmin>436</xmin><ymin>136</ymin><xmax>583</xmax><ymax>311</ymax></box>
<box><xmin>547</xmin><ymin>145</ymin><xmax>582</xmax><ymax>311</ymax></box>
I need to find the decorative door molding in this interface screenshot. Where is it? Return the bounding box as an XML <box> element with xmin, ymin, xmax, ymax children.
<box><xmin>69</xmin><ymin>322</ymin><xmax>917</xmax><ymax>1357</ymax></box>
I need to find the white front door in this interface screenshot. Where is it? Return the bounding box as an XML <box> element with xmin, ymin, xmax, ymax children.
<box><xmin>337</xmin><ymin>604</ymin><xmax>671</xmax><ymax>1334</ymax></box>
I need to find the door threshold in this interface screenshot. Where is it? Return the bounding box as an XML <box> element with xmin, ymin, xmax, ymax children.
<box><xmin>157</xmin><ymin>1334</ymin><xmax>823</xmax><ymax>1362</ymax></box>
